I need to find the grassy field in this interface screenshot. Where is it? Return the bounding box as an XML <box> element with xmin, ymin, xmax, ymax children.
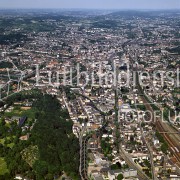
<box><xmin>4</xmin><ymin>107</ymin><xmax>36</xmax><ymax>122</ymax></box>
<box><xmin>0</xmin><ymin>158</ymin><xmax>9</xmax><ymax>175</ymax></box>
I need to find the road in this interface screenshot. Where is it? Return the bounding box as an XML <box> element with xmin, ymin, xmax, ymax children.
<box><xmin>134</xmin><ymin>69</ymin><xmax>180</xmax><ymax>168</ymax></box>
<box><xmin>115</xmin><ymin>77</ymin><xmax>151</xmax><ymax>180</ymax></box>
<box><xmin>138</xmin><ymin>119</ymin><xmax>157</xmax><ymax>180</ymax></box>
<box><xmin>133</xmin><ymin>95</ymin><xmax>156</xmax><ymax>179</ymax></box>
<box><xmin>132</xmin><ymin>71</ymin><xmax>157</xmax><ymax>180</ymax></box>
<box><xmin>60</xmin><ymin>90</ymin><xmax>89</xmax><ymax>180</ymax></box>
<box><xmin>135</xmin><ymin>70</ymin><xmax>180</xmax><ymax>167</ymax></box>
<box><xmin>120</xmin><ymin>145</ymin><xmax>151</xmax><ymax>180</ymax></box>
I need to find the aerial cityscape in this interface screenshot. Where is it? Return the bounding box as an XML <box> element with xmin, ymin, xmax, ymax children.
<box><xmin>0</xmin><ymin>1</ymin><xmax>179</xmax><ymax>180</ymax></box>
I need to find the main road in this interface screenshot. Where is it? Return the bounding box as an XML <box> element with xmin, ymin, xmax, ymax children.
<box><xmin>119</xmin><ymin>145</ymin><xmax>151</xmax><ymax>180</ymax></box>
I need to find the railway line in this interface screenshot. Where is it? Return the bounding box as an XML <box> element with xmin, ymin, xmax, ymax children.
<box><xmin>156</xmin><ymin>120</ymin><xmax>180</xmax><ymax>165</ymax></box>
<box><xmin>79</xmin><ymin>136</ymin><xmax>90</xmax><ymax>180</ymax></box>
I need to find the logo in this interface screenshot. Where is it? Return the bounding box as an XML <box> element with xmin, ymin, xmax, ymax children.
<box><xmin>0</xmin><ymin>60</ymin><xmax>25</xmax><ymax>100</ymax></box>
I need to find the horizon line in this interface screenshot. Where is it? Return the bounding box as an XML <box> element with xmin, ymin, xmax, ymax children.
<box><xmin>0</xmin><ymin>8</ymin><xmax>180</xmax><ymax>11</ymax></box>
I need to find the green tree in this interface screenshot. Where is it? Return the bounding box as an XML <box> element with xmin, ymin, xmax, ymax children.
<box><xmin>117</xmin><ymin>173</ymin><xmax>124</xmax><ymax>180</ymax></box>
<box><xmin>33</xmin><ymin>160</ymin><xmax>48</xmax><ymax>177</ymax></box>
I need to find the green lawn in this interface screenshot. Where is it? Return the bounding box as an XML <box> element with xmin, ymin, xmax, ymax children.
<box><xmin>0</xmin><ymin>158</ymin><xmax>9</xmax><ymax>175</ymax></box>
<box><xmin>4</xmin><ymin>108</ymin><xmax>36</xmax><ymax>120</ymax></box>
<box><xmin>7</xmin><ymin>143</ymin><xmax>15</xmax><ymax>149</ymax></box>
<box><xmin>21</xmin><ymin>108</ymin><xmax>36</xmax><ymax>120</ymax></box>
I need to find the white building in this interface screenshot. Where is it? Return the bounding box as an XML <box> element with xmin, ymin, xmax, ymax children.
<box><xmin>123</xmin><ymin>169</ymin><xmax>137</xmax><ymax>178</ymax></box>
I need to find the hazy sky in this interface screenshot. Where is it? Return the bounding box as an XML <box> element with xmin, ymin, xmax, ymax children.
<box><xmin>0</xmin><ymin>0</ymin><xmax>179</xmax><ymax>9</ymax></box>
